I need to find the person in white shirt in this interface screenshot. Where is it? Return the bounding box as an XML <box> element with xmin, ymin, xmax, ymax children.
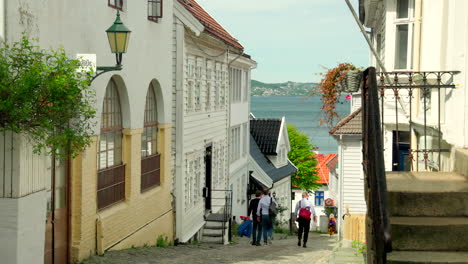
<box><xmin>294</xmin><ymin>192</ymin><xmax>317</xmax><ymax>248</ymax></box>
<box><xmin>256</xmin><ymin>188</ymin><xmax>277</xmax><ymax>245</ymax></box>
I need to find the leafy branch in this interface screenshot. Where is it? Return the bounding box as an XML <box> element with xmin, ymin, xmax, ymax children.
<box><xmin>0</xmin><ymin>35</ymin><xmax>96</xmax><ymax>160</ymax></box>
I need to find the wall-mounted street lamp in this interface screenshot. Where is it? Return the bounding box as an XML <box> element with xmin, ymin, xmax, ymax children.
<box><xmin>91</xmin><ymin>11</ymin><xmax>131</xmax><ymax>83</ymax></box>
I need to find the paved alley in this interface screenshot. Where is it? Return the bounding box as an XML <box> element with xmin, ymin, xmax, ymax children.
<box><xmin>82</xmin><ymin>233</ymin><xmax>337</xmax><ymax>264</ymax></box>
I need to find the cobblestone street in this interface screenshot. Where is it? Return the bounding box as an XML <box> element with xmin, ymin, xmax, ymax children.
<box><xmin>82</xmin><ymin>233</ymin><xmax>337</xmax><ymax>264</ymax></box>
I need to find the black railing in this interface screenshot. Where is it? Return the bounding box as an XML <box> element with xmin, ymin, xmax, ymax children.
<box><xmin>377</xmin><ymin>71</ymin><xmax>459</xmax><ymax>171</ymax></box>
<box><xmin>362</xmin><ymin>68</ymin><xmax>460</xmax><ymax>263</ymax></box>
<box><xmin>362</xmin><ymin>67</ymin><xmax>392</xmax><ymax>263</ymax></box>
<box><xmin>211</xmin><ymin>189</ymin><xmax>233</xmax><ymax>244</ymax></box>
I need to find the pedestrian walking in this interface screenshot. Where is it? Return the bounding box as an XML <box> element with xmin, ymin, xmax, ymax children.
<box><xmin>248</xmin><ymin>190</ymin><xmax>263</xmax><ymax>246</ymax></box>
<box><xmin>256</xmin><ymin>188</ymin><xmax>277</xmax><ymax>245</ymax></box>
<box><xmin>294</xmin><ymin>192</ymin><xmax>316</xmax><ymax>248</ymax></box>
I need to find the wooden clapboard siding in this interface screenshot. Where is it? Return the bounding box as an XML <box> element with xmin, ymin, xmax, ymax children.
<box><xmin>342</xmin><ymin>138</ymin><xmax>367</xmax><ymax>214</ymax></box>
<box><xmin>1</xmin><ymin>132</ymin><xmax>49</xmax><ymax>198</ymax></box>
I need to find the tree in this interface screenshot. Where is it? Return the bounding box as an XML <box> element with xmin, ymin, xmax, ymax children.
<box><xmin>0</xmin><ymin>35</ymin><xmax>96</xmax><ymax>160</ymax></box>
<box><xmin>287</xmin><ymin>124</ymin><xmax>321</xmax><ymax>191</ymax></box>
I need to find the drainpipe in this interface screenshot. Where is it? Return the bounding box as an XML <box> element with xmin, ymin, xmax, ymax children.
<box><xmin>174</xmin><ymin>21</ymin><xmax>185</xmax><ymax>242</ymax></box>
<box><xmin>412</xmin><ymin>0</ymin><xmax>422</xmax><ymax>171</ymax></box>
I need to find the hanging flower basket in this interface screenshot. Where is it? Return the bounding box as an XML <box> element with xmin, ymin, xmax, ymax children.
<box><xmin>341</xmin><ymin>70</ymin><xmax>363</xmax><ymax>93</ymax></box>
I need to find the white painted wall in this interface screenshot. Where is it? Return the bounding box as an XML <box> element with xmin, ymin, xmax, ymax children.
<box><xmin>270</xmin><ymin>176</ymin><xmax>291</xmax><ymax>229</ymax></box>
<box><xmin>0</xmin><ymin>191</ymin><xmax>47</xmax><ymax>264</ymax></box>
<box><xmin>335</xmin><ymin>135</ymin><xmax>366</xmax><ymax>236</ymax></box>
<box><xmin>6</xmin><ymin>0</ymin><xmax>174</xmax><ymax>132</ymax></box>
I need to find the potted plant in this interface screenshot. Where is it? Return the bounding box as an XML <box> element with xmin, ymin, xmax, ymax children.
<box><xmin>315</xmin><ymin>63</ymin><xmax>359</xmax><ymax>127</ymax></box>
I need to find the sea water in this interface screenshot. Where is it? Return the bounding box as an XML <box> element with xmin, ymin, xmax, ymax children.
<box><xmin>250</xmin><ymin>96</ymin><xmax>350</xmax><ymax>154</ymax></box>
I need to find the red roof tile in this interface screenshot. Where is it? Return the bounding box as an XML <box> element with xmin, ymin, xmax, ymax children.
<box><xmin>178</xmin><ymin>0</ymin><xmax>244</xmax><ymax>50</ymax></box>
<box><xmin>314</xmin><ymin>153</ymin><xmax>337</xmax><ymax>184</ymax></box>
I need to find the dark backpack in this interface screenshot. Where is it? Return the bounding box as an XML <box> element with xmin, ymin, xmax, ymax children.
<box><xmin>269</xmin><ymin>197</ymin><xmax>278</xmax><ymax>217</ymax></box>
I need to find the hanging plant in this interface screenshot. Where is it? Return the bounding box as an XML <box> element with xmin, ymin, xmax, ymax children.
<box><xmin>315</xmin><ymin>63</ymin><xmax>357</xmax><ymax>127</ymax></box>
<box><xmin>0</xmin><ymin>35</ymin><xmax>96</xmax><ymax>160</ymax></box>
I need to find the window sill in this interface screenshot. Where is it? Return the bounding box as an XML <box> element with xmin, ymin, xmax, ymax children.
<box><xmin>108</xmin><ymin>5</ymin><xmax>124</xmax><ymax>11</ymax></box>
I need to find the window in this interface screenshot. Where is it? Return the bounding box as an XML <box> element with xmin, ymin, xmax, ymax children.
<box><xmin>314</xmin><ymin>191</ymin><xmax>324</xmax><ymax>206</ymax></box>
<box><xmin>230</xmin><ymin>126</ymin><xmax>241</xmax><ymax>163</ymax></box>
<box><xmin>244</xmin><ymin>70</ymin><xmax>249</xmax><ymax>102</ymax></box>
<box><xmin>230</xmin><ymin>68</ymin><xmax>242</xmax><ymax>103</ymax></box>
<box><xmin>148</xmin><ymin>0</ymin><xmax>163</xmax><ymax>22</ymax></box>
<box><xmin>141</xmin><ymin>84</ymin><xmax>161</xmax><ymax>192</ymax></box>
<box><xmin>98</xmin><ymin>79</ymin><xmax>125</xmax><ymax>209</ymax></box>
<box><xmin>108</xmin><ymin>0</ymin><xmax>123</xmax><ymax>10</ymax></box>
<box><xmin>242</xmin><ymin>123</ymin><xmax>248</xmax><ymax>157</ymax></box>
<box><xmin>394</xmin><ymin>0</ymin><xmax>414</xmax><ymax>70</ymax></box>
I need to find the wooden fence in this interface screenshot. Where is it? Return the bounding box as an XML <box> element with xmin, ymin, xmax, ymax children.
<box><xmin>343</xmin><ymin>214</ymin><xmax>366</xmax><ymax>242</ymax></box>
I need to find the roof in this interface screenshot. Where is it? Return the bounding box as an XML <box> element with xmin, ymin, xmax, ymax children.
<box><xmin>329</xmin><ymin>108</ymin><xmax>362</xmax><ymax>135</ymax></box>
<box><xmin>315</xmin><ymin>153</ymin><xmax>337</xmax><ymax>184</ymax></box>
<box><xmin>250</xmin><ymin>119</ymin><xmax>282</xmax><ymax>155</ymax></box>
<box><xmin>250</xmin><ymin>136</ymin><xmax>297</xmax><ymax>182</ymax></box>
<box><xmin>177</xmin><ymin>0</ymin><xmax>244</xmax><ymax>50</ymax></box>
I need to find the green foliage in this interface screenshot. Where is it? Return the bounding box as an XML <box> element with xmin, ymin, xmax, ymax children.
<box><xmin>156</xmin><ymin>235</ymin><xmax>170</xmax><ymax>248</ymax></box>
<box><xmin>0</xmin><ymin>35</ymin><xmax>96</xmax><ymax>160</ymax></box>
<box><xmin>351</xmin><ymin>240</ymin><xmax>367</xmax><ymax>256</ymax></box>
<box><xmin>287</xmin><ymin>124</ymin><xmax>321</xmax><ymax>191</ymax></box>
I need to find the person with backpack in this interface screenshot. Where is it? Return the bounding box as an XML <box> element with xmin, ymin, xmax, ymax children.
<box><xmin>294</xmin><ymin>192</ymin><xmax>317</xmax><ymax>248</ymax></box>
<box><xmin>256</xmin><ymin>188</ymin><xmax>278</xmax><ymax>245</ymax></box>
<box><xmin>248</xmin><ymin>190</ymin><xmax>263</xmax><ymax>246</ymax></box>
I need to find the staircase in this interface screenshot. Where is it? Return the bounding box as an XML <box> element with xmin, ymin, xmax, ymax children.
<box><xmin>386</xmin><ymin>154</ymin><xmax>468</xmax><ymax>263</ymax></box>
<box><xmin>201</xmin><ymin>213</ymin><xmax>229</xmax><ymax>244</ymax></box>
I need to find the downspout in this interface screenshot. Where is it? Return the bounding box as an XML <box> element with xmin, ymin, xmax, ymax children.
<box><xmin>338</xmin><ymin>135</ymin><xmax>344</xmax><ymax>240</ymax></box>
<box><xmin>174</xmin><ymin>20</ymin><xmax>185</xmax><ymax>242</ymax></box>
<box><xmin>412</xmin><ymin>0</ymin><xmax>422</xmax><ymax>171</ymax></box>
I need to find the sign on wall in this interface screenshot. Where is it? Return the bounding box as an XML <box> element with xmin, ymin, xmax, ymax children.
<box><xmin>76</xmin><ymin>54</ymin><xmax>97</xmax><ymax>73</ymax></box>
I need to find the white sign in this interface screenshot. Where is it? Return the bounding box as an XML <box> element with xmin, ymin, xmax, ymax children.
<box><xmin>76</xmin><ymin>54</ymin><xmax>97</xmax><ymax>73</ymax></box>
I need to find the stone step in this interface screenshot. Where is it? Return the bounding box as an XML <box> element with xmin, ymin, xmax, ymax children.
<box><xmin>203</xmin><ymin>228</ymin><xmax>224</xmax><ymax>236</ymax></box>
<box><xmin>387</xmin><ymin>251</ymin><xmax>468</xmax><ymax>263</ymax></box>
<box><xmin>204</xmin><ymin>221</ymin><xmax>226</xmax><ymax>229</ymax></box>
<box><xmin>205</xmin><ymin>213</ymin><xmax>228</xmax><ymax>222</ymax></box>
<box><xmin>201</xmin><ymin>235</ymin><xmax>224</xmax><ymax>244</ymax></box>
<box><xmin>391</xmin><ymin>216</ymin><xmax>468</xmax><ymax>251</ymax></box>
<box><xmin>387</xmin><ymin>172</ymin><xmax>468</xmax><ymax>217</ymax></box>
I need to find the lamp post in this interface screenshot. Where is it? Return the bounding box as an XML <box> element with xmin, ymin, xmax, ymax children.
<box><xmin>91</xmin><ymin>11</ymin><xmax>131</xmax><ymax>83</ymax></box>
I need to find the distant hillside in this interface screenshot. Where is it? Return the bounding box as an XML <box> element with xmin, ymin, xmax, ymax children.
<box><xmin>251</xmin><ymin>80</ymin><xmax>318</xmax><ymax>97</ymax></box>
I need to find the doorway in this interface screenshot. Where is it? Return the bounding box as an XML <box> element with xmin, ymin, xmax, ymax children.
<box><xmin>392</xmin><ymin>131</ymin><xmax>410</xmax><ymax>171</ymax></box>
<box><xmin>44</xmin><ymin>157</ymin><xmax>69</xmax><ymax>264</ymax></box>
<box><xmin>204</xmin><ymin>146</ymin><xmax>212</xmax><ymax>211</ymax></box>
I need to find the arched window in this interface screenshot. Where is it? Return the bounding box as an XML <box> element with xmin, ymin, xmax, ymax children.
<box><xmin>141</xmin><ymin>83</ymin><xmax>160</xmax><ymax>191</ymax></box>
<box><xmin>98</xmin><ymin>79</ymin><xmax>125</xmax><ymax>209</ymax></box>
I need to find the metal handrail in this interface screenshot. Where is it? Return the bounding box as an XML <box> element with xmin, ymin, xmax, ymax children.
<box><xmin>211</xmin><ymin>189</ymin><xmax>233</xmax><ymax>244</ymax></box>
<box><xmin>362</xmin><ymin>67</ymin><xmax>392</xmax><ymax>263</ymax></box>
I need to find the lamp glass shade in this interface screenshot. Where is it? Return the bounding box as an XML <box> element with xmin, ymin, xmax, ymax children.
<box><xmin>106</xmin><ymin>11</ymin><xmax>131</xmax><ymax>54</ymax></box>
<box><xmin>106</xmin><ymin>31</ymin><xmax>131</xmax><ymax>54</ymax></box>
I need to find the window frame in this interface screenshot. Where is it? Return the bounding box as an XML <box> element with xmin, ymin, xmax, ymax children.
<box><xmin>148</xmin><ymin>0</ymin><xmax>163</xmax><ymax>22</ymax></box>
<box><xmin>97</xmin><ymin>79</ymin><xmax>125</xmax><ymax>210</ymax></box>
<box><xmin>393</xmin><ymin>0</ymin><xmax>414</xmax><ymax>70</ymax></box>
<box><xmin>108</xmin><ymin>0</ymin><xmax>124</xmax><ymax>11</ymax></box>
<box><xmin>314</xmin><ymin>191</ymin><xmax>324</xmax><ymax>206</ymax></box>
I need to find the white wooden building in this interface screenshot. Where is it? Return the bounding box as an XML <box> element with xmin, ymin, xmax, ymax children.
<box><xmin>249</xmin><ymin>117</ymin><xmax>297</xmax><ymax>228</ymax></box>
<box><xmin>172</xmin><ymin>0</ymin><xmax>255</xmax><ymax>243</ymax></box>
<box><xmin>330</xmin><ymin>107</ymin><xmax>365</xmax><ymax>237</ymax></box>
<box><xmin>1</xmin><ymin>0</ymin><xmax>175</xmax><ymax>263</ymax></box>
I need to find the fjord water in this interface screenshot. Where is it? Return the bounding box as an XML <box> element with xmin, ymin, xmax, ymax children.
<box><xmin>251</xmin><ymin>96</ymin><xmax>350</xmax><ymax>154</ymax></box>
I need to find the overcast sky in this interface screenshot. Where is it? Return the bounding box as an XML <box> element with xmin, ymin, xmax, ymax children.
<box><xmin>197</xmin><ymin>0</ymin><xmax>369</xmax><ymax>83</ymax></box>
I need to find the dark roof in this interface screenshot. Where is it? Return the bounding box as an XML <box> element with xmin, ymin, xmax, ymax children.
<box><xmin>329</xmin><ymin>108</ymin><xmax>362</xmax><ymax>135</ymax></box>
<box><xmin>177</xmin><ymin>0</ymin><xmax>244</xmax><ymax>50</ymax></box>
<box><xmin>250</xmin><ymin>119</ymin><xmax>282</xmax><ymax>155</ymax></box>
<box><xmin>250</xmin><ymin>136</ymin><xmax>297</xmax><ymax>182</ymax></box>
